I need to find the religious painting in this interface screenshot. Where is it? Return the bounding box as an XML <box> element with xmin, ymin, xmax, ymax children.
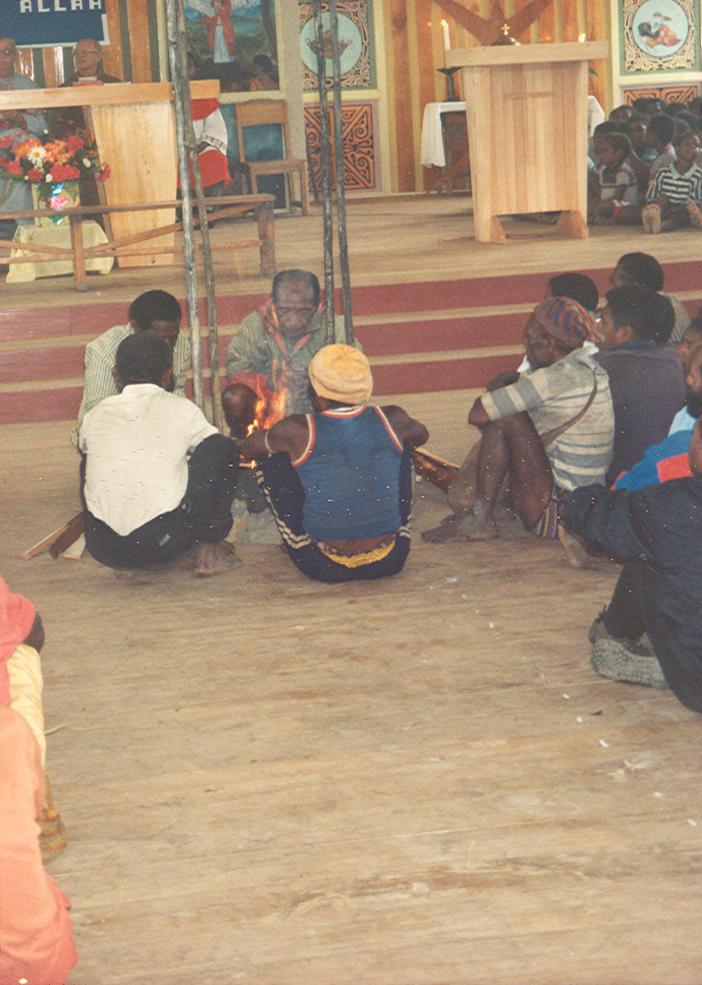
<box><xmin>298</xmin><ymin>0</ymin><xmax>375</xmax><ymax>91</ymax></box>
<box><xmin>184</xmin><ymin>1</ymin><xmax>280</xmax><ymax>91</ymax></box>
<box><xmin>622</xmin><ymin>0</ymin><xmax>700</xmax><ymax>73</ymax></box>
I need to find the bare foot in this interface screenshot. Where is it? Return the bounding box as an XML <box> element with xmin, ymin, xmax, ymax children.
<box><xmin>422</xmin><ymin>513</ymin><xmax>466</xmax><ymax>543</ymax></box>
<box><xmin>193</xmin><ymin>541</ymin><xmax>242</xmax><ymax>577</ymax></box>
<box><xmin>558</xmin><ymin>525</ymin><xmax>592</xmax><ymax>569</ymax></box>
<box><xmin>457</xmin><ymin>500</ymin><xmax>499</xmax><ymax>540</ymax></box>
<box><xmin>422</xmin><ymin>503</ymin><xmax>498</xmax><ymax>542</ymax></box>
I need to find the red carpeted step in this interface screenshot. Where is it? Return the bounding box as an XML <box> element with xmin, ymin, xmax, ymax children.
<box><xmin>0</xmin><ymin>386</ymin><xmax>81</xmax><ymax>425</ymax></box>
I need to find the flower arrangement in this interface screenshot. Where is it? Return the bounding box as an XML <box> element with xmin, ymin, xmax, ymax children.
<box><xmin>0</xmin><ymin>129</ymin><xmax>110</xmax><ymax>187</ymax></box>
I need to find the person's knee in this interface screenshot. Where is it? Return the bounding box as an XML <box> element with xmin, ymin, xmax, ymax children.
<box><xmin>222</xmin><ymin>383</ymin><xmax>257</xmax><ymax>438</ymax></box>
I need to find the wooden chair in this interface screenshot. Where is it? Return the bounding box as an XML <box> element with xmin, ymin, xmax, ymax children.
<box><xmin>235</xmin><ymin>99</ymin><xmax>309</xmax><ymax>216</ymax></box>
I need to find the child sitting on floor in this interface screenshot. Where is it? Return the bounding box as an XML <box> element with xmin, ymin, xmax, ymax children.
<box><xmin>588</xmin><ymin>132</ymin><xmax>639</xmax><ymax>225</ymax></box>
<box><xmin>642</xmin><ymin>131</ymin><xmax>702</xmax><ymax>233</ymax></box>
<box><xmin>645</xmin><ymin>114</ymin><xmax>677</xmax><ymax>176</ymax></box>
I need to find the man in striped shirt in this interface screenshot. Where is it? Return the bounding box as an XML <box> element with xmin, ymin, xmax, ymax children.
<box><xmin>642</xmin><ymin>131</ymin><xmax>702</xmax><ymax>233</ymax></box>
<box><xmin>424</xmin><ymin>298</ymin><xmax>613</xmax><ymax>543</ymax></box>
<box><xmin>71</xmin><ymin>290</ymin><xmax>191</xmax><ymax>446</ymax></box>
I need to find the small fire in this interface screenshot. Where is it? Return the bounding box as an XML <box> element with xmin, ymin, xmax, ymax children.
<box><xmin>245</xmin><ymin>386</ymin><xmax>287</xmax><ymax>438</ymax></box>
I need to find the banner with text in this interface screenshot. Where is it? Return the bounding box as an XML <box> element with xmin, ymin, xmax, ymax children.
<box><xmin>3</xmin><ymin>1</ymin><xmax>108</xmax><ymax>48</ymax></box>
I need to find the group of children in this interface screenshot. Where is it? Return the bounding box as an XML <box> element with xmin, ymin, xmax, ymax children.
<box><xmin>588</xmin><ymin>95</ymin><xmax>702</xmax><ymax>233</ymax></box>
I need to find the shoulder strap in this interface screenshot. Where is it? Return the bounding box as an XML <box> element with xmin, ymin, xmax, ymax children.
<box><xmin>541</xmin><ymin>370</ymin><xmax>598</xmax><ymax>450</ymax></box>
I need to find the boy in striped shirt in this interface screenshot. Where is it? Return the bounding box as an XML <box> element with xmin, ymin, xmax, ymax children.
<box><xmin>642</xmin><ymin>131</ymin><xmax>702</xmax><ymax>233</ymax></box>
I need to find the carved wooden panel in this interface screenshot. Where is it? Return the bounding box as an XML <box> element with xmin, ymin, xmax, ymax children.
<box><xmin>304</xmin><ymin>101</ymin><xmax>378</xmax><ymax>192</ymax></box>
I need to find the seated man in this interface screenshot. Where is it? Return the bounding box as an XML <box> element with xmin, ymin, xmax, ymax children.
<box><xmin>71</xmin><ymin>289</ymin><xmax>191</xmax><ymax>445</ymax></box>
<box><xmin>222</xmin><ymin>269</ymin><xmax>349</xmax><ymax>437</ymax></box>
<box><xmin>241</xmin><ymin>344</ymin><xmax>428</xmax><ymax>583</ymax></box>
<box><xmin>0</xmin><ymin>576</ymin><xmax>78</xmax><ymax>985</ymax></box>
<box><xmin>610</xmin><ymin>340</ymin><xmax>702</xmax><ymax>492</ymax></box>
<box><xmin>595</xmin><ymin>285</ymin><xmax>683</xmax><ymax>485</ymax></box>
<box><xmin>563</xmin><ymin>417</ymin><xmax>702</xmax><ymax>712</ymax></box>
<box><xmin>609</xmin><ymin>250</ymin><xmax>690</xmax><ymax>343</ymax></box>
<box><xmin>424</xmin><ymin>297</ymin><xmax>614</xmax><ymax>546</ymax></box>
<box><xmin>79</xmin><ymin>333</ymin><xmax>240</xmax><ymax>577</ymax></box>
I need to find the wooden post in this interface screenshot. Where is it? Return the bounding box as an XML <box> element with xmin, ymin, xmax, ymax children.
<box><xmin>257</xmin><ymin>201</ymin><xmax>276</xmax><ymax>276</ymax></box>
<box><xmin>68</xmin><ymin>215</ymin><xmax>87</xmax><ymax>292</ymax></box>
<box><xmin>313</xmin><ymin>0</ymin><xmax>336</xmax><ymax>343</ymax></box>
<box><xmin>389</xmin><ymin>0</ymin><xmax>415</xmax><ymax>192</ymax></box>
<box><xmin>328</xmin><ymin>0</ymin><xmax>354</xmax><ymax>345</ymax></box>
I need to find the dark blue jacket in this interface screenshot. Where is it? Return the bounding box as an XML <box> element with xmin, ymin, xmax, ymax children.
<box><xmin>565</xmin><ymin>478</ymin><xmax>702</xmax><ymax>712</ymax></box>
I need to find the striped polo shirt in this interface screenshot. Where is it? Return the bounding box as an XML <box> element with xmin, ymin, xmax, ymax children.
<box><xmin>71</xmin><ymin>324</ymin><xmax>191</xmax><ymax>445</ymax></box>
<box><xmin>480</xmin><ymin>347</ymin><xmax>614</xmax><ymax>491</ymax></box>
<box><xmin>646</xmin><ymin>161</ymin><xmax>702</xmax><ymax>205</ymax></box>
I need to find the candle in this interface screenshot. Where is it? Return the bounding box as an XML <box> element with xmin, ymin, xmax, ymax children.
<box><xmin>441</xmin><ymin>19</ymin><xmax>451</xmax><ymax>52</ymax></box>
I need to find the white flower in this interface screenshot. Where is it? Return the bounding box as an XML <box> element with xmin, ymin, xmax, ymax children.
<box><xmin>26</xmin><ymin>145</ymin><xmax>46</xmax><ymax>166</ymax></box>
<box><xmin>45</xmin><ymin>173</ymin><xmax>53</xmax><ymax>182</ymax></box>
<box><xmin>82</xmin><ymin>157</ymin><xmax>91</xmax><ymax>168</ymax></box>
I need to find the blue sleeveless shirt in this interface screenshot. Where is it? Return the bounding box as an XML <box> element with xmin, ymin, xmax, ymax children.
<box><xmin>293</xmin><ymin>406</ymin><xmax>404</xmax><ymax>541</ymax></box>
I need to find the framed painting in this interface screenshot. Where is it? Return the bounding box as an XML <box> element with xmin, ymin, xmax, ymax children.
<box><xmin>298</xmin><ymin>0</ymin><xmax>375</xmax><ymax>91</ymax></box>
<box><xmin>184</xmin><ymin>1</ymin><xmax>280</xmax><ymax>91</ymax></box>
<box><xmin>621</xmin><ymin>0</ymin><xmax>700</xmax><ymax>73</ymax></box>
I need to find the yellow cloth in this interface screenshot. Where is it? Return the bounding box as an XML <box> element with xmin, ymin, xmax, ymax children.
<box><xmin>7</xmin><ymin>643</ymin><xmax>45</xmax><ymax>765</ymax></box>
<box><xmin>6</xmin><ymin>220</ymin><xmax>114</xmax><ymax>283</ymax></box>
<box><xmin>318</xmin><ymin>537</ymin><xmax>395</xmax><ymax>568</ymax></box>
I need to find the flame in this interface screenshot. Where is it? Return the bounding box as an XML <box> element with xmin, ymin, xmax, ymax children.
<box><xmin>245</xmin><ymin>385</ymin><xmax>287</xmax><ymax>438</ymax></box>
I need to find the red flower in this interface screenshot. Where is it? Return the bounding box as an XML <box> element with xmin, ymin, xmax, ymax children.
<box><xmin>97</xmin><ymin>163</ymin><xmax>111</xmax><ymax>182</ymax></box>
<box><xmin>0</xmin><ymin>135</ymin><xmax>14</xmax><ymax>150</ymax></box>
<box><xmin>4</xmin><ymin>159</ymin><xmax>23</xmax><ymax>175</ymax></box>
<box><xmin>26</xmin><ymin>169</ymin><xmax>45</xmax><ymax>183</ymax></box>
<box><xmin>65</xmin><ymin>135</ymin><xmax>84</xmax><ymax>152</ymax></box>
<box><xmin>50</xmin><ymin>163</ymin><xmax>80</xmax><ymax>182</ymax></box>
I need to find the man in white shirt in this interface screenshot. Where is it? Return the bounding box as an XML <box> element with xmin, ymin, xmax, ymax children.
<box><xmin>79</xmin><ymin>333</ymin><xmax>239</xmax><ymax>577</ymax></box>
<box><xmin>71</xmin><ymin>289</ymin><xmax>191</xmax><ymax>446</ymax></box>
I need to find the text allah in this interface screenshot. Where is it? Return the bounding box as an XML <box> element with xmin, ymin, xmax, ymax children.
<box><xmin>18</xmin><ymin>1</ymin><xmax>103</xmax><ymax>12</ymax></box>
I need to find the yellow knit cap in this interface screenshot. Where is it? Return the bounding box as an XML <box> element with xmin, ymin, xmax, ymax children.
<box><xmin>308</xmin><ymin>344</ymin><xmax>373</xmax><ymax>405</ymax></box>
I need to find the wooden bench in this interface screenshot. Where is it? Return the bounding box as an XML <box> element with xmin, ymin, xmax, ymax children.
<box><xmin>0</xmin><ymin>193</ymin><xmax>276</xmax><ymax>292</ymax></box>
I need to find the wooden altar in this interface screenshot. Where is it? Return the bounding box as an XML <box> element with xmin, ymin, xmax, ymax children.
<box><xmin>0</xmin><ymin>81</ymin><xmax>220</xmax><ymax>267</ymax></box>
<box><xmin>446</xmin><ymin>42</ymin><xmax>609</xmax><ymax>245</ymax></box>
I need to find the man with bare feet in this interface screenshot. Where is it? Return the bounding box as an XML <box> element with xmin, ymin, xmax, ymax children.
<box><xmin>423</xmin><ymin>297</ymin><xmax>613</xmax><ymax>550</ymax></box>
<box><xmin>79</xmin><ymin>333</ymin><xmax>240</xmax><ymax>577</ymax></box>
<box><xmin>241</xmin><ymin>344</ymin><xmax>428</xmax><ymax>582</ymax></box>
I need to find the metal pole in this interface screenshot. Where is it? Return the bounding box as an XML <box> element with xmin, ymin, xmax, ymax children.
<box><xmin>327</xmin><ymin>0</ymin><xmax>354</xmax><ymax>344</ymax></box>
<box><xmin>313</xmin><ymin>0</ymin><xmax>336</xmax><ymax>343</ymax></box>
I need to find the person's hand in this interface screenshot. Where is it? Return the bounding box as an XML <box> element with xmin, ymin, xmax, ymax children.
<box><xmin>486</xmin><ymin>370</ymin><xmax>519</xmax><ymax>392</ymax></box>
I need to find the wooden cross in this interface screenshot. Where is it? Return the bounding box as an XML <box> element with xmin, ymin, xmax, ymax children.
<box><xmin>433</xmin><ymin>0</ymin><xmax>555</xmax><ymax>46</ymax></box>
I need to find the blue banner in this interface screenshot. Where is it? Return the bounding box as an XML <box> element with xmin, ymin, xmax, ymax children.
<box><xmin>2</xmin><ymin>1</ymin><xmax>108</xmax><ymax>48</ymax></box>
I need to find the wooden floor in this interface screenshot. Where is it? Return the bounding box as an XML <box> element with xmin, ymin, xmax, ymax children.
<box><xmin>3</xmin><ymin>193</ymin><xmax>702</xmax><ymax>308</ymax></box>
<box><xmin>4</xmin><ymin>384</ymin><xmax>702</xmax><ymax>984</ymax></box>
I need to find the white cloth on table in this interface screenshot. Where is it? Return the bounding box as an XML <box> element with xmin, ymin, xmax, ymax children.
<box><xmin>6</xmin><ymin>221</ymin><xmax>113</xmax><ymax>283</ymax></box>
<box><xmin>420</xmin><ymin>101</ymin><xmax>466</xmax><ymax>168</ymax></box>
<box><xmin>420</xmin><ymin>95</ymin><xmax>606</xmax><ymax>169</ymax></box>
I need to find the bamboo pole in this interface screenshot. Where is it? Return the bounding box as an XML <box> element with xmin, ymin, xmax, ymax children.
<box><xmin>313</xmin><ymin>0</ymin><xmax>336</xmax><ymax>343</ymax></box>
<box><xmin>327</xmin><ymin>0</ymin><xmax>354</xmax><ymax>345</ymax></box>
<box><xmin>165</xmin><ymin>0</ymin><xmax>204</xmax><ymax>412</ymax></box>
